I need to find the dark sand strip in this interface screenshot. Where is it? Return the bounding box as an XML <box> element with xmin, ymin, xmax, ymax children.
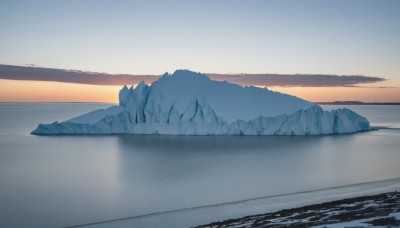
<box><xmin>198</xmin><ymin>192</ymin><xmax>400</xmax><ymax>227</ymax></box>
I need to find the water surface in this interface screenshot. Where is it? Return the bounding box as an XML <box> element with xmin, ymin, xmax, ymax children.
<box><xmin>0</xmin><ymin>103</ymin><xmax>399</xmax><ymax>227</ymax></box>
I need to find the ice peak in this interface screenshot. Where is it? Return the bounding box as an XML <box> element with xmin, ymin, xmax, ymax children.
<box><xmin>170</xmin><ymin>69</ymin><xmax>210</xmax><ymax>80</ymax></box>
<box><xmin>136</xmin><ymin>81</ymin><xmax>146</xmax><ymax>89</ymax></box>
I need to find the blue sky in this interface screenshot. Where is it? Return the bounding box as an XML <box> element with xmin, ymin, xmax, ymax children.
<box><xmin>0</xmin><ymin>0</ymin><xmax>399</xmax><ymax>80</ymax></box>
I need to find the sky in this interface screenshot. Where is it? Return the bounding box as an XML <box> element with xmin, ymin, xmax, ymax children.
<box><xmin>0</xmin><ymin>0</ymin><xmax>399</xmax><ymax>102</ymax></box>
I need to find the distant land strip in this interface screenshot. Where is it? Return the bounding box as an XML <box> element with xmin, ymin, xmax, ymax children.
<box><xmin>0</xmin><ymin>64</ymin><xmax>386</xmax><ymax>87</ymax></box>
<box><xmin>317</xmin><ymin>101</ymin><xmax>400</xmax><ymax>105</ymax></box>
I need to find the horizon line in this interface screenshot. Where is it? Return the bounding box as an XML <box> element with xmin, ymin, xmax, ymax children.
<box><xmin>1</xmin><ymin>101</ymin><xmax>399</xmax><ymax>104</ymax></box>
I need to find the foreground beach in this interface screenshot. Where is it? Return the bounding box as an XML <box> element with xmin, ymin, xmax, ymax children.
<box><xmin>69</xmin><ymin>177</ymin><xmax>400</xmax><ymax>228</ymax></box>
<box><xmin>198</xmin><ymin>191</ymin><xmax>400</xmax><ymax>227</ymax></box>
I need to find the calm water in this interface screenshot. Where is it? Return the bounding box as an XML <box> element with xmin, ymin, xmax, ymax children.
<box><xmin>0</xmin><ymin>103</ymin><xmax>400</xmax><ymax>228</ymax></box>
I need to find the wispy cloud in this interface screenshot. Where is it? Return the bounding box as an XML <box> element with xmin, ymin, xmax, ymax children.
<box><xmin>208</xmin><ymin>73</ymin><xmax>386</xmax><ymax>87</ymax></box>
<box><xmin>0</xmin><ymin>64</ymin><xmax>386</xmax><ymax>87</ymax></box>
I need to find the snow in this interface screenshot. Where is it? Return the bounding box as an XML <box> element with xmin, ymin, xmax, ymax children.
<box><xmin>148</xmin><ymin>70</ymin><xmax>314</xmax><ymax>122</ymax></box>
<box><xmin>312</xmin><ymin>213</ymin><xmax>400</xmax><ymax>228</ymax></box>
<box><xmin>66</xmin><ymin>106</ymin><xmax>123</xmax><ymax>124</ymax></box>
<box><xmin>32</xmin><ymin>70</ymin><xmax>372</xmax><ymax>135</ymax></box>
<box><xmin>312</xmin><ymin>220</ymin><xmax>374</xmax><ymax>227</ymax></box>
<box><xmin>390</xmin><ymin>212</ymin><xmax>400</xmax><ymax>220</ymax></box>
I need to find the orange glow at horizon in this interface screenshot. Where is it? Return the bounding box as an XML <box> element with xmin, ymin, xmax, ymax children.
<box><xmin>0</xmin><ymin>79</ymin><xmax>399</xmax><ymax>103</ymax></box>
<box><xmin>0</xmin><ymin>79</ymin><xmax>121</xmax><ymax>103</ymax></box>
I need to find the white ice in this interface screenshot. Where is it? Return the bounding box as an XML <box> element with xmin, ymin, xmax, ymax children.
<box><xmin>32</xmin><ymin>70</ymin><xmax>371</xmax><ymax>135</ymax></box>
<box><xmin>66</xmin><ymin>106</ymin><xmax>123</xmax><ymax>124</ymax></box>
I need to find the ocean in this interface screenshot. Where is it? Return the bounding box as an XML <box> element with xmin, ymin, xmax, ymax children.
<box><xmin>0</xmin><ymin>103</ymin><xmax>399</xmax><ymax>228</ymax></box>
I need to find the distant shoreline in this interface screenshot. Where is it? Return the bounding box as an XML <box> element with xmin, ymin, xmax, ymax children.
<box><xmin>317</xmin><ymin>101</ymin><xmax>400</xmax><ymax>105</ymax></box>
<box><xmin>0</xmin><ymin>101</ymin><xmax>399</xmax><ymax>105</ymax></box>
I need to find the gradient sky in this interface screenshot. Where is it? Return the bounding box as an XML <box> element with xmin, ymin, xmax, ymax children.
<box><xmin>0</xmin><ymin>0</ymin><xmax>399</xmax><ymax>102</ymax></box>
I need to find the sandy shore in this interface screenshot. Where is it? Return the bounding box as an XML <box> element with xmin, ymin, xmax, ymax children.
<box><xmin>198</xmin><ymin>191</ymin><xmax>400</xmax><ymax>227</ymax></box>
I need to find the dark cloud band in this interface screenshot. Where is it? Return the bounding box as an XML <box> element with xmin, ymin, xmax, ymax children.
<box><xmin>0</xmin><ymin>64</ymin><xmax>158</xmax><ymax>85</ymax></box>
<box><xmin>208</xmin><ymin>74</ymin><xmax>385</xmax><ymax>87</ymax></box>
<box><xmin>0</xmin><ymin>64</ymin><xmax>385</xmax><ymax>87</ymax></box>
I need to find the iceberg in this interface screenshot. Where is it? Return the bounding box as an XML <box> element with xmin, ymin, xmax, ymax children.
<box><xmin>32</xmin><ymin>70</ymin><xmax>371</xmax><ymax>135</ymax></box>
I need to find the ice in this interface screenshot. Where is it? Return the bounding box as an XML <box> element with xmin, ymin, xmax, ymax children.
<box><xmin>32</xmin><ymin>70</ymin><xmax>371</xmax><ymax>135</ymax></box>
<box><xmin>390</xmin><ymin>212</ymin><xmax>400</xmax><ymax>220</ymax></box>
<box><xmin>147</xmin><ymin>70</ymin><xmax>314</xmax><ymax>122</ymax></box>
<box><xmin>66</xmin><ymin>106</ymin><xmax>123</xmax><ymax>124</ymax></box>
